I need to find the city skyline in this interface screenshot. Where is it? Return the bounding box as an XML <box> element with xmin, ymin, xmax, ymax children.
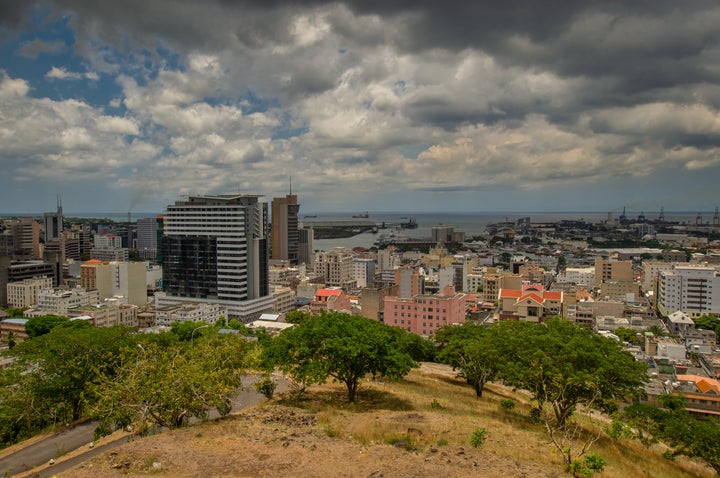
<box><xmin>2</xmin><ymin>2</ymin><xmax>720</xmax><ymax>213</ymax></box>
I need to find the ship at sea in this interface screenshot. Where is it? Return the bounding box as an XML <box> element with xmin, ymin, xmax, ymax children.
<box><xmin>400</xmin><ymin>217</ymin><xmax>417</xmax><ymax>229</ymax></box>
<box><xmin>352</xmin><ymin>212</ymin><xmax>369</xmax><ymax>218</ymax></box>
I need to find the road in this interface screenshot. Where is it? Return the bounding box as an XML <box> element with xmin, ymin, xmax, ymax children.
<box><xmin>0</xmin><ymin>374</ymin><xmax>287</xmax><ymax>477</ymax></box>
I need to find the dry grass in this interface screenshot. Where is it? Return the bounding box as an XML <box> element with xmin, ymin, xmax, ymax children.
<box><xmin>60</xmin><ymin>362</ymin><xmax>715</xmax><ymax>478</ymax></box>
<box><xmin>279</xmin><ymin>364</ymin><xmax>714</xmax><ymax>478</ymax></box>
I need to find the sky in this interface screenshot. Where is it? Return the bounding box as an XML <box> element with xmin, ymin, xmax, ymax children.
<box><xmin>1</xmin><ymin>1</ymin><xmax>720</xmax><ymax>214</ymax></box>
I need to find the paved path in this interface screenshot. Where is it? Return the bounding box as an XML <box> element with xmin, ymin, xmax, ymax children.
<box><xmin>0</xmin><ymin>374</ymin><xmax>288</xmax><ymax>477</ymax></box>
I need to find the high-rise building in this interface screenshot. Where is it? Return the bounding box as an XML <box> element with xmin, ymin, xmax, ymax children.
<box><xmin>298</xmin><ymin>227</ymin><xmax>314</xmax><ymax>265</ymax></box>
<box><xmin>136</xmin><ymin>217</ymin><xmax>159</xmax><ymax>260</ymax></box>
<box><xmin>271</xmin><ymin>193</ymin><xmax>300</xmax><ymax>264</ymax></box>
<box><xmin>7</xmin><ymin>218</ymin><xmax>41</xmax><ymax>258</ymax></box>
<box><xmin>157</xmin><ymin>194</ymin><xmax>274</xmax><ymax>320</ymax></box>
<box><xmin>43</xmin><ymin>196</ymin><xmax>63</xmax><ymax>243</ymax></box>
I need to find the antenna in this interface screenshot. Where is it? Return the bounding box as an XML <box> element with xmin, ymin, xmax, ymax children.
<box><xmin>289</xmin><ymin>176</ymin><xmax>292</xmax><ymax>195</ymax></box>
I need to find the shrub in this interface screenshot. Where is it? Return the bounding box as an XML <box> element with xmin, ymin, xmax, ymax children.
<box><xmin>254</xmin><ymin>374</ymin><xmax>277</xmax><ymax>399</ymax></box>
<box><xmin>430</xmin><ymin>399</ymin><xmax>444</xmax><ymax>410</ymax></box>
<box><xmin>569</xmin><ymin>454</ymin><xmax>606</xmax><ymax>478</ymax></box>
<box><xmin>499</xmin><ymin>399</ymin><xmax>515</xmax><ymax>411</ymax></box>
<box><xmin>469</xmin><ymin>427</ymin><xmax>487</xmax><ymax>448</ymax></box>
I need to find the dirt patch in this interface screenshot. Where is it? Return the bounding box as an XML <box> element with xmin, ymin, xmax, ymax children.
<box><xmin>64</xmin><ymin>404</ymin><xmax>561</xmax><ymax>478</ymax></box>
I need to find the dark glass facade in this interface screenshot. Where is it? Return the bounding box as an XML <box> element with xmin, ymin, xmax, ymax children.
<box><xmin>162</xmin><ymin>236</ymin><xmax>218</xmax><ymax>299</ymax></box>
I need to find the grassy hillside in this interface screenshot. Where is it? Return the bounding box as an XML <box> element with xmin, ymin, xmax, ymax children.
<box><xmin>57</xmin><ymin>363</ymin><xmax>713</xmax><ymax>477</ymax></box>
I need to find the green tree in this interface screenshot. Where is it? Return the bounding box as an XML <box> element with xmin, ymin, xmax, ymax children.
<box><xmin>91</xmin><ymin>334</ymin><xmax>249</xmax><ymax>436</ymax></box>
<box><xmin>614</xmin><ymin>326</ymin><xmax>639</xmax><ymax>344</ymax></box>
<box><xmin>11</xmin><ymin>325</ymin><xmax>136</xmax><ymax>421</ymax></box>
<box><xmin>285</xmin><ymin>310</ymin><xmax>310</xmax><ymax>324</ymax></box>
<box><xmin>623</xmin><ymin>396</ymin><xmax>720</xmax><ymax>474</ymax></box>
<box><xmin>497</xmin><ymin>319</ymin><xmax>647</xmax><ymax>429</ymax></box>
<box><xmin>262</xmin><ymin>313</ymin><xmax>417</xmax><ymax>402</ymax></box>
<box><xmin>435</xmin><ymin>322</ymin><xmax>499</xmax><ymax>397</ymax></box>
<box><xmin>170</xmin><ymin>320</ymin><xmax>212</xmax><ymax>341</ymax></box>
<box><xmin>0</xmin><ymin>326</ymin><xmax>136</xmax><ymax>446</ymax></box>
<box><xmin>24</xmin><ymin>315</ymin><xmax>70</xmax><ymax>338</ymax></box>
<box><xmin>493</xmin><ymin>319</ymin><xmax>648</xmax><ymax>468</ymax></box>
<box><xmin>693</xmin><ymin>314</ymin><xmax>720</xmax><ymax>341</ymax></box>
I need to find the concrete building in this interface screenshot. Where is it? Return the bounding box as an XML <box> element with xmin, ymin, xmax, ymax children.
<box><xmin>68</xmin><ymin>303</ymin><xmax>139</xmax><ymax>328</ymax></box>
<box><xmin>482</xmin><ymin>269</ymin><xmax>522</xmax><ymax>303</ymax></box>
<box><xmin>641</xmin><ymin>261</ymin><xmax>689</xmax><ymax>295</ymax></box>
<box><xmin>158</xmin><ymin>194</ymin><xmax>274</xmax><ymax>321</ymax></box>
<box><xmin>309</xmin><ymin>288</ymin><xmax>352</xmax><ymax>314</ymax></box>
<box><xmin>6</xmin><ymin>277</ymin><xmax>53</xmax><ymax>308</ymax></box>
<box><xmin>271</xmin><ymin>193</ymin><xmax>300</xmax><ymax>264</ymax></box>
<box><xmin>498</xmin><ymin>284</ymin><xmax>564</xmax><ymax>322</ymax></box>
<box><xmin>0</xmin><ymin>256</ymin><xmax>60</xmax><ymax>307</ymax></box>
<box><xmin>5</xmin><ymin>218</ymin><xmax>41</xmax><ymax>258</ymax></box>
<box><xmin>43</xmin><ymin>198</ymin><xmax>63</xmax><ymax>243</ymax></box>
<box><xmin>32</xmin><ymin>286</ymin><xmax>100</xmax><ymax>316</ymax></box>
<box><xmin>359</xmin><ymin>281</ymin><xmax>399</xmax><ymax>322</ymax></box>
<box><xmin>594</xmin><ymin>257</ymin><xmax>633</xmax><ymax>288</ymax></box>
<box><xmin>155</xmin><ymin>302</ymin><xmax>227</xmax><ymax>327</ymax></box>
<box><xmin>80</xmin><ymin>260</ymin><xmax>148</xmax><ymax>306</ymax></box>
<box><xmin>352</xmin><ymin>258</ymin><xmax>376</xmax><ymax>289</ymax></box>
<box><xmin>91</xmin><ymin>234</ymin><xmax>129</xmax><ymax>261</ymax></box>
<box><xmin>383</xmin><ymin>285</ymin><xmax>466</xmax><ymax>337</ymax></box>
<box><xmin>314</xmin><ymin>248</ymin><xmax>355</xmax><ymax>290</ymax></box>
<box><xmin>431</xmin><ymin>225</ymin><xmax>454</xmax><ymax>244</ymax></box>
<box><xmin>657</xmin><ymin>266</ymin><xmax>720</xmax><ymax>318</ymax></box>
<box><xmin>0</xmin><ymin>318</ymin><xmax>29</xmax><ymax>343</ymax></box>
<box><xmin>556</xmin><ymin>267</ymin><xmax>595</xmax><ymax>288</ymax></box>
<box><xmin>136</xmin><ymin>217</ymin><xmax>159</xmax><ymax>260</ymax></box>
<box><xmin>271</xmin><ymin>285</ymin><xmax>295</xmax><ymax>314</ymax></box>
<box><xmin>297</xmin><ymin>227</ymin><xmax>314</xmax><ymax>266</ymax></box>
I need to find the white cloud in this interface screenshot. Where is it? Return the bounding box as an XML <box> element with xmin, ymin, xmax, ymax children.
<box><xmin>45</xmin><ymin>66</ymin><xmax>100</xmax><ymax>81</ymax></box>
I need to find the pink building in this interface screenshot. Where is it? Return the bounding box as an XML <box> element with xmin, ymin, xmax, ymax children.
<box><xmin>383</xmin><ymin>286</ymin><xmax>466</xmax><ymax>336</ymax></box>
<box><xmin>310</xmin><ymin>288</ymin><xmax>352</xmax><ymax>315</ymax></box>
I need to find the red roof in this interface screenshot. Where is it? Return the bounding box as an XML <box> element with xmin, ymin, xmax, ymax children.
<box><xmin>316</xmin><ymin>289</ymin><xmax>342</xmax><ymax>297</ymax></box>
<box><xmin>499</xmin><ymin>289</ymin><xmax>522</xmax><ymax>299</ymax></box>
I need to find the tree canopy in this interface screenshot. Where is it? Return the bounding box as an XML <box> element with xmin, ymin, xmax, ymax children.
<box><xmin>24</xmin><ymin>315</ymin><xmax>73</xmax><ymax>338</ymax></box>
<box><xmin>435</xmin><ymin>322</ymin><xmax>500</xmax><ymax>397</ymax></box>
<box><xmin>91</xmin><ymin>333</ymin><xmax>250</xmax><ymax>436</ymax></box>
<box><xmin>0</xmin><ymin>325</ymin><xmax>137</xmax><ymax>446</ymax></box>
<box><xmin>496</xmin><ymin>318</ymin><xmax>648</xmax><ymax>428</ymax></box>
<box><xmin>262</xmin><ymin>312</ymin><xmax>418</xmax><ymax>402</ymax></box>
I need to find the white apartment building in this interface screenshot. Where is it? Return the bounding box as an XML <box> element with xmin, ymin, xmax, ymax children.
<box><xmin>555</xmin><ymin>267</ymin><xmax>595</xmax><ymax>288</ymax></box>
<box><xmin>641</xmin><ymin>261</ymin><xmax>691</xmax><ymax>294</ymax></box>
<box><xmin>352</xmin><ymin>258</ymin><xmax>376</xmax><ymax>289</ymax></box>
<box><xmin>6</xmin><ymin>277</ymin><xmax>53</xmax><ymax>308</ymax></box>
<box><xmin>34</xmin><ymin>287</ymin><xmax>100</xmax><ymax>316</ymax></box>
<box><xmin>314</xmin><ymin>247</ymin><xmax>355</xmax><ymax>290</ymax></box>
<box><xmin>271</xmin><ymin>285</ymin><xmax>295</xmax><ymax>314</ymax></box>
<box><xmin>657</xmin><ymin>266</ymin><xmax>720</xmax><ymax>318</ymax></box>
<box><xmin>155</xmin><ymin>302</ymin><xmax>227</xmax><ymax>327</ymax></box>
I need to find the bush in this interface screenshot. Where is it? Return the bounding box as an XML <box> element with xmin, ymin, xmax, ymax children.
<box><xmin>254</xmin><ymin>373</ymin><xmax>277</xmax><ymax>399</ymax></box>
<box><xmin>569</xmin><ymin>454</ymin><xmax>606</xmax><ymax>478</ymax></box>
<box><xmin>430</xmin><ymin>399</ymin><xmax>444</xmax><ymax>410</ymax></box>
<box><xmin>469</xmin><ymin>427</ymin><xmax>487</xmax><ymax>448</ymax></box>
<box><xmin>499</xmin><ymin>399</ymin><xmax>515</xmax><ymax>411</ymax></box>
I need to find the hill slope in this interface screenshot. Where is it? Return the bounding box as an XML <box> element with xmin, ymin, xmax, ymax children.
<box><xmin>57</xmin><ymin>363</ymin><xmax>713</xmax><ymax>477</ymax></box>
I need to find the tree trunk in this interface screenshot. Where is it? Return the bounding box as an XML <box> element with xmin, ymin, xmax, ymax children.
<box><xmin>474</xmin><ymin>379</ymin><xmax>484</xmax><ymax>397</ymax></box>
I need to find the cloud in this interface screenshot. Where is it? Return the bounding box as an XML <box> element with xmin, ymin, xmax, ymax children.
<box><xmin>46</xmin><ymin>66</ymin><xmax>99</xmax><ymax>80</ymax></box>
<box><xmin>17</xmin><ymin>39</ymin><xmax>66</xmax><ymax>58</ymax></box>
<box><xmin>3</xmin><ymin>1</ymin><xmax>720</xmax><ymax>211</ymax></box>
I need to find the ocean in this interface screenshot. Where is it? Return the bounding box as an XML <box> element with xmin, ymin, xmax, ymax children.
<box><xmin>3</xmin><ymin>210</ymin><xmax>709</xmax><ymax>252</ymax></box>
<box><xmin>307</xmin><ymin>210</ymin><xmax>708</xmax><ymax>251</ymax></box>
